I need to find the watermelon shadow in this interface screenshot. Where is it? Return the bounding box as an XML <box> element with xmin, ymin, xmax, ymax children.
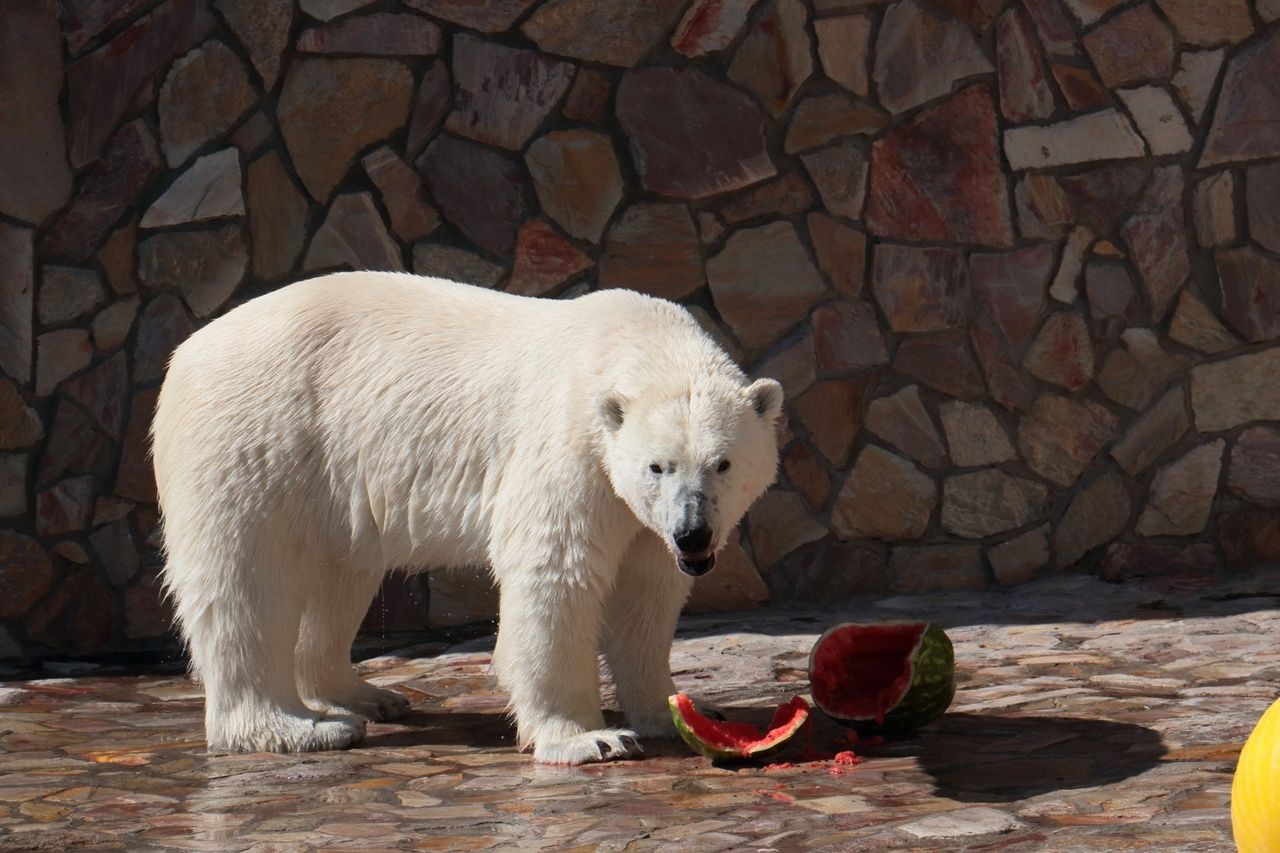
<box><xmin>894</xmin><ymin>711</ymin><xmax>1167</xmax><ymax>802</ymax></box>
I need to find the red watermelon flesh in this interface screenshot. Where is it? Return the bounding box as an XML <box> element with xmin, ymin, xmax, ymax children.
<box><xmin>810</xmin><ymin>622</ymin><xmax>925</xmax><ymax>725</ymax></box>
<box><xmin>670</xmin><ymin>693</ymin><xmax>810</xmax><ymax>759</ymax></box>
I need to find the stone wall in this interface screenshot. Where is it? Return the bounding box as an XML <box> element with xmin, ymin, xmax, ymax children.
<box><xmin>3</xmin><ymin>0</ymin><xmax>1280</xmax><ymax>661</ymax></box>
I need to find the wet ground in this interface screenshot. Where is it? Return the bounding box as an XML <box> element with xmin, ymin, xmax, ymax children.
<box><xmin>1</xmin><ymin>570</ymin><xmax>1278</xmax><ymax>852</ymax></box>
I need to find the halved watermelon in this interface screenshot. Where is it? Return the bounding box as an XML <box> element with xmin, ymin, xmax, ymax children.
<box><xmin>668</xmin><ymin>692</ymin><xmax>810</xmax><ymax>760</ymax></box>
<box><xmin>808</xmin><ymin>621</ymin><xmax>954</xmax><ymax>734</ymax></box>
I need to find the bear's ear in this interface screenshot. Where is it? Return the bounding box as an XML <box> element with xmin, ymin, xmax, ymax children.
<box><xmin>746</xmin><ymin>378</ymin><xmax>783</xmax><ymax>422</ymax></box>
<box><xmin>599</xmin><ymin>393</ymin><xmax>627</xmax><ymax>432</ymax></box>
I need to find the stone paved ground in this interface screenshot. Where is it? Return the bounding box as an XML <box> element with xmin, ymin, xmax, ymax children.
<box><xmin>1</xmin><ymin>570</ymin><xmax>1277</xmax><ymax>851</ymax></box>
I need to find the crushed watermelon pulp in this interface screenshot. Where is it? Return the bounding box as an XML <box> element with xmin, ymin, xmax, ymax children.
<box><xmin>808</xmin><ymin>622</ymin><xmax>924</xmax><ymax>724</ymax></box>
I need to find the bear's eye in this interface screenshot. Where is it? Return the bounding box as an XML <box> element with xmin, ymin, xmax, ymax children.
<box><xmin>717</xmin><ymin>459</ymin><xmax>731</xmax><ymax>473</ymax></box>
<box><xmin>649</xmin><ymin>463</ymin><xmax>663</xmax><ymax>474</ymax></box>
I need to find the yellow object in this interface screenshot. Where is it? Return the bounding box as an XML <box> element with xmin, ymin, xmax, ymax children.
<box><xmin>1233</xmin><ymin>696</ymin><xmax>1280</xmax><ymax>853</ymax></box>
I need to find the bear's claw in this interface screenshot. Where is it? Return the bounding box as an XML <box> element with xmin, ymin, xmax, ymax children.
<box><xmin>534</xmin><ymin>728</ymin><xmax>644</xmax><ymax>765</ymax></box>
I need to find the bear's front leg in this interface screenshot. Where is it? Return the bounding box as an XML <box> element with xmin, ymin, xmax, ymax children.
<box><xmin>603</xmin><ymin>531</ymin><xmax>694</xmax><ymax>739</ymax></box>
<box><xmin>492</xmin><ymin>569</ymin><xmax>641</xmax><ymax>765</ymax></box>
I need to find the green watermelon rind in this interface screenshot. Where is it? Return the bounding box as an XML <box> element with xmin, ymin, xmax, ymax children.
<box><xmin>668</xmin><ymin>693</ymin><xmax>809</xmax><ymax>761</ymax></box>
<box><xmin>808</xmin><ymin>621</ymin><xmax>955</xmax><ymax>735</ymax></box>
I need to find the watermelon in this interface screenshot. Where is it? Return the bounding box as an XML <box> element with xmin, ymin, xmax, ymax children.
<box><xmin>668</xmin><ymin>692</ymin><xmax>810</xmax><ymax>760</ymax></box>
<box><xmin>808</xmin><ymin>621</ymin><xmax>955</xmax><ymax>734</ymax></box>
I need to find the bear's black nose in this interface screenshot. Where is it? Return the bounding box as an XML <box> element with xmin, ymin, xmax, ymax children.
<box><xmin>675</xmin><ymin>525</ymin><xmax>712</xmax><ymax>555</ymax></box>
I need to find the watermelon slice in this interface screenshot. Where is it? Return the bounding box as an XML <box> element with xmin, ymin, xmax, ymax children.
<box><xmin>808</xmin><ymin>621</ymin><xmax>955</xmax><ymax>734</ymax></box>
<box><xmin>668</xmin><ymin>692</ymin><xmax>810</xmax><ymax>760</ymax></box>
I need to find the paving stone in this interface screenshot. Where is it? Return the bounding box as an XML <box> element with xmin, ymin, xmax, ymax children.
<box><xmin>1097</xmin><ymin>329</ymin><xmax>1187</xmax><ymax>413</ymax></box>
<box><xmin>304</xmin><ymin>193</ymin><xmax>405</xmax><ymax>274</ymax></box>
<box><xmin>815</xmin><ymin>15</ymin><xmax>871</xmax><ymax>96</ymax></box>
<box><xmin>995</xmin><ymin>9</ymin><xmax>1055</xmax><ymax>123</ymax></box>
<box><xmin>943</xmin><ymin>469</ymin><xmax>1049</xmax><ymax>539</ymax></box>
<box><xmin>1084</xmin><ymin>262</ymin><xmax>1137</xmax><ymax>338</ymax></box>
<box><xmin>866</xmin><ymin>85</ymin><xmax>1013</xmax><ymax>248</ymax></box>
<box><xmin>1136</xmin><ymin>441</ymin><xmax>1224</xmax><ymax>537</ymax></box>
<box><xmin>1247</xmin><ymin>161</ymin><xmax>1280</xmax><ymax>255</ymax></box>
<box><xmin>1216</xmin><ymin>246</ymin><xmax>1280</xmax><ymax>344</ymax></box>
<box><xmin>1056</xmin><ymin>471</ymin><xmax>1131</xmax><ymax>568</ymax></box>
<box><xmin>158</xmin><ymin>40</ymin><xmax>256</xmax><ymax>168</ymax></box>
<box><xmin>685</xmin><ymin>530</ymin><xmax>769</xmax><ymax>614</ymax></box>
<box><xmin>1082</xmin><ymin>3</ymin><xmax>1175</xmax><ymax>88</ymax></box>
<box><xmin>526</xmin><ymin>131</ymin><xmax>623</xmax><ymax>245</ymax></box>
<box><xmin>785</xmin><ymin>93</ymin><xmax>887</xmax><ymax>154</ymax></box>
<box><xmin>445</xmin><ymin>36</ymin><xmax>574</xmax><ymax>151</ymax></box>
<box><xmin>1154</xmin><ymin>0</ymin><xmax>1252</xmax><ymax>46</ymax></box>
<box><xmin>0</xmin><ymin>0</ymin><xmax>72</xmax><ymax>226</ymax></box>
<box><xmin>866</xmin><ymin>386</ymin><xmax>948</xmax><ymax>470</ymax></box>
<box><xmin>618</xmin><ymin>66</ymin><xmax>775</xmax><ymax>200</ymax></box>
<box><xmin>419</xmin><ymin>135</ymin><xmax>531</xmax><ymax>256</ymax></box>
<box><xmin>794</xmin><ymin>379</ymin><xmax>868</xmax><ymax>468</ymax></box>
<box><xmin>361</xmin><ymin>147</ymin><xmax>439</xmax><ymax>245</ymax></box>
<box><xmin>0</xmin><ymin>532</ymin><xmax>55</xmax><ymax>619</ymax></box>
<box><xmin>783</xmin><ymin>441</ymin><xmax>831</xmax><ymax>511</ymax></box>
<box><xmin>801</xmin><ymin>141</ymin><xmax>868</xmax><ymax>221</ymax></box>
<box><xmin>62</xmin><ymin>354</ymin><xmax>128</xmax><ymax>441</ymax></box>
<box><xmin>707</xmin><ymin>222</ymin><xmax>825</xmax><ymax>354</ymax></box>
<box><xmin>402</xmin><ymin>0</ymin><xmax>534</xmax><ymax>31</ymax></box>
<box><xmin>970</xmin><ymin>320</ymin><xmax>1036</xmax><ymax>411</ymax></box>
<box><xmin>599</xmin><ymin>204</ymin><xmax>703</xmax><ymax>302</ymax></box>
<box><xmin>560</xmin><ymin>68</ymin><xmax>610</xmax><ymax>124</ymax></box>
<box><xmin>507</xmin><ymin>220</ymin><xmax>592</xmax><ymax>298</ymax></box>
<box><xmin>888</xmin><ymin>544</ymin><xmax>985</xmax><ymax>592</ymax></box>
<box><xmin>873</xmin><ymin>245</ymin><xmax>968</xmax><ymax>333</ymax></box>
<box><xmin>808</xmin><ymin>214</ymin><xmax>866</xmax><ymax>297</ymax></box>
<box><xmin>1115</xmin><ymin>87</ymin><xmax>1193</xmax><ymax>156</ymax></box>
<box><xmin>521</xmin><ymin>0</ymin><xmax>687</xmax><ymax>66</ymax></box>
<box><xmin>672</xmin><ymin>0</ymin><xmax>759</xmax><ymax>57</ymax></box>
<box><xmin>988</xmin><ymin>525</ymin><xmax>1050</xmax><ymax>585</ymax></box>
<box><xmin>1023</xmin><ymin>311</ymin><xmax>1095</xmax><ymax>392</ymax></box>
<box><xmin>754</xmin><ymin>327</ymin><xmax>815</xmax><ymax>400</ymax></box>
<box><xmin>132</xmin><ymin>296</ymin><xmax>192</xmax><ymax>385</ymax></box>
<box><xmin>727</xmin><ymin>0</ymin><xmax>813</xmax><ymax>116</ymax></box>
<box><xmin>832</xmin><ymin>445</ymin><xmax>935</xmax><ymax>541</ymax></box>
<box><xmin>893</xmin><ymin>333</ymin><xmax>985</xmax><ymax>399</ymax></box>
<box><xmin>279</xmin><ymin>58</ymin><xmax>414</xmax><ymax>203</ymax></box>
<box><xmin>35</xmin><ymin>331</ymin><xmax>92</xmax><ymax>398</ymax></box>
<box><xmin>969</xmin><ymin>246</ymin><xmax>1052</xmax><ymax>347</ymax></box>
<box><xmin>406</xmin><ymin>61</ymin><xmax>451</xmax><ymax>159</ymax></box>
<box><xmin>0</xmin><ymin>379</ymin><xmax>42</xmax><ymax>450</ymax></box>
<box><xmin>1172</xmin><ymin>48</ymin><xmax>1226</xmax><ymax>124</ymax></box>
<box><xmin>246</xmin><ymin>152</ymin><xmax>309</xmax><ymax>281</ymax></box>
<box><xmin>40</xmin><ymin>121</ymin><xmax>164</xmax><ymax>261</ymax></box>
<box><xmin>1168</xmin><ymin>290</ymin><xmax>1239</xmax><ymax>355</ymax></box>
<box><xmin>297</xmin><ymin>13</ymin><xmax>442</xmax><ymax>55</ymax></box>
<box><xmin>1019</xmin><ymin>394</ymin><xmax>1119</xmax><ymax>487</ymax></box>
<box><xmin>1110</xmin><ymin>386</ymin><xmax>1189</xmax><ymax>477</ymax></box>
<box><xmin>215</xmin><ymin>0</ymin><xmax>291</xmax><ymax>89</ymax></box>
<box><xmin>141</xmin><ymin>150</ymin><xmax>244</xmax><ymax>229</ymax></box>
<box><xmin>1122</xmin><ymin>166</ymin><xmax>1190</xmax><ymax>323</ymax></box>
<box><xmin>0</xmin><ymin>454</ymin><xmax>26</xmax><ymax>518</ymax></box>
<box><xmin>38</xmin><ymin>398</ymin><xmax>113</xmax><ymax>485</ymax></box>
<box><xmin>412</xmin><ymin>245</ymin><xmax>506</xmax><ymax>289</ymax></box>
<box><xmin>65</xmin><ymin>0</ymin><xmax>216</xmax><ymax>169</ymax></box>
<box><xmin>940</xmin><ymin>401</ymin><xmax>1017</xmax><ymax>467</ymax></box>
<box><xmin>1201</xmin><ymin>30</ymin><xmax>1280</xmax><ymax>166</ymax></box>
<box><xmin>139</xmin><ymin>226</ymin><xmax>248</xmax><ymax>319</ymax></box>
<box><xmin>1229</xmin><ymin>427</ymin><xmax>1280</xmax><ymax>508</ymax></box>
<box><xmin>873</xmin><ymin>0</ymin><xmax>993</xmax><ymax>115</ymax></box>
<box><xmin>38</xmin><ymin>267</ymin><xmax>106</xmax><ymax>329</ymax></box>
<box><xmin>1190</xmin><ymin>347</ymin><xmax>1280</xmax><ymax>432</ymax></box>
<box><xmin>900</xmin><ymin>807</ymin><xmax>1025</xmax><ymax>839</ymax></box>
<box><xmin>747</xmin><ymin>489</ymin><xmax>827</xmax><ymax>570</ymax></box>
<box><xmin>1192</xmin><ymin>172</ymin><xmax>1237</xmax><ymax>248</ymax></box>
<box><xmin>811</xmin><ymin>301</ymin><xmax>888</xmax><ymax>372</ymax></box>
<box><xmin>1004</xmin><ymin>111</ymin><xmax>1145</xmax><ymax>171</ymax></box>
<box><xmin>115</xmin><ymin>388</ymin><xmax>159</xmax><ymax>503</ymax></box>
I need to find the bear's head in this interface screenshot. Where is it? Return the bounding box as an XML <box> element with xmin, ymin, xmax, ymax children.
<box><xmin>599</xmin><ymin>378</ymin><xmax>783</xmax><ymax>576</ymax></box>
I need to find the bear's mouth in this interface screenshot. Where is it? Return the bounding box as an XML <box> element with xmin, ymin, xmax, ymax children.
<box><xmin>677</xmin><ymin>552</ymin><xmax>716</xmax><ymax>577</ymax></box>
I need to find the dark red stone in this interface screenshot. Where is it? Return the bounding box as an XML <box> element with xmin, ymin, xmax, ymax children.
<box><xmin>60</xmin><ymin>0</ymin><xmax>154</xmax><ymax>53</ymax></box>
<box><xmin>403</xmin><ymin>0</ymin><xmax>535</xmax><ymax>32</ymax></box>
<box><xmin>507</xmin><ymin>219</ymin><xmax>592</xmax><ymax>298</ymax></box>
<box><xmin>811</xmin><ymin>301</ymin><xmax>888</xmax><ymax>372</ymax></box>
<box><xmin>872</xmin><ymin>244</ymin><xmax>970</xmax><ymax>333</ymax></box>
<box><xmin>969</xmin><ymin>245</ymin><xmax>1054</xmax><ymax>347</ymax></box>
<box><xmin>807</xmin><ymin>213</ymin><xmax>866</xmax><ymax>297</ymax></box>
<box><xmin>297</xmin><ymin>13</ymin><xmax>442</xmax><ymax>55</ymax></box>
<box><xmin>1098</xmin><ymin>542</ymin><xmax>1218</xmax><ymax>582</ymax></box>
<box><xmin>794</xmin><ymin>378</ymin><xmax>870</xmax><ymax>467</ymax></box>
<box><xmin>38</xmin><ymin>398</ymin><xmax>114</xmax><ymax>486</ymax></box>
<box><xmin>0</xmin><ymin>531</ymin><xmax>56</xmax><ymax>620</ymax></box>
<box><xmin>445</xmin><ymin>36</ymin><xmax>576</xmax><ymax>151</ymax></box>
<box><xmin>116</xmin><ymin>388</ymin><xmax>159</xmax><ymax>503</ymax></box>
<box><xmin>61</xmin><ymin>353</ymin><xmax>128</xmax><ymax>440</ymax></box>
<box><xmin>214</xmin><ymin>0</ymin><xmax>292</xmax><ymax>90</ymax></box>
<box><xmin>406</xmin><ymin>61</ymin><xmax>451</xmax><ymax>159</ymax></box>
<box><xmin>1122</xmin><ymin>166</ymin><xmax>1190</xmax><ymax>322</ymax></box>
<box><xmin>24</xmin><ymin>566</ymin><xmax>116</xmax><ymax>654</ymax></box>
<box><xmin>132</xmin><ymin>295</ymin><xmax>194</xmax><ymax>385</ymax></box>
<box><xmin>717</xmin><ymin>173</ymin><xmax>815</xmax><ymax>226</ymax></box>
<box><xmin>1082</xmin><ymin>3</ymin><xmax>1176</xmax><ymax>88</ymax></box>
<box><xmin>1023</xmin><ymin>311</ymin><xmax>1095</xmax><ymax>392</ymax></box>
<box><xmin>64</xmin><ymin>0</ymin><xmax>216</xmax><ymax>168</ymax></box>
<box><xmin>726</xmin><ymin>0</ymin><xmax>813</xmax><ymax>116</ymax></box>
<box><xmin>617</xmin><ymin>66</ymin><xmax>776</xmax><ymax>200</ymax></box>
<box><xmin>560</xmin><ymin>69</ymin><xmax>611</xmax><ymax>124</ymax></box>
<box><xmin>893</xmin><ymin>332</ymin><xmax>986</xmax><ymax>399</ymax></box>
<box><xmin>36</xmin><ymin>475</ymin><xmax>95</xmax><ymax>537</ymax></box>
<box><xmin>521</xmin><ymin>0</ymin><xmax>687</xmax><ymax>66</ymax></box>
<box><xmin>970</xmin><ymin>320</ymin><xmax>1035</xmax><ymax>411</ymax></box>
<box><xmin>1200</xmin><ymin>29</ymin><xmax>1280</xmax><ymax>166</ymax></box>
<box><xmin>1220</xmin><ymin>506</ymin><xmax>1280</xmax><ymax>568</ymax></box>
<box><xmin>1022</xmin><ymin>0</ymin><xmax>1081</xmax><ymax>57</ymax></box>
<box><xmin>1056</xmin><ymin>164</ymin><xmax>1149</xmax><ymax>238</ymax></box>
<box><xmin>418</xmin><ymin>135</ymin><xmax>531</xmax><ymax>256</ymax></box>
<box><xmin>40</xmin><ymin>121</ymin><xmax>164</xmax><ymax>260</ymax></box>
<box><xmin>866</xmin><ymin>85</ymin><xmax>1013</xmax><ymax>249</ymax></box>
<box><xmin>1217</xmin><ymin>247</ymin><xmax>1280</xmax><ymax>344</ymax></box>
<box><xmin>995</xmin><ymin>8</ymin><xmax>1055</xmax><ymax>123</ymax></box>
<box><xmin>1049</xmin><ymin>61</ymin><xmax>1111</xmax><ymax>111</ymax></box>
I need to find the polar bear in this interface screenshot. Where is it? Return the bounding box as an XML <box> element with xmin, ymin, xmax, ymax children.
<box><xmin>152</xmin><ymin>271</ymin><xmax>783</xmax><ymax>764</ymax></box>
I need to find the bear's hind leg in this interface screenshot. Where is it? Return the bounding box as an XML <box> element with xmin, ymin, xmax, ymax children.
<box><xmin>296</xmin><ymin>568</ymin><xmax>411</xmax><ymax>722</ymax></box>
<box><xmin>602</xmin><ymin>532</ymin><xmax>694</xmax><ymax>739</ymax></box>
<box><xmin>167</xmin><ymin>548</ymin><xmax>367</xmax><ymax>754</ymax></box>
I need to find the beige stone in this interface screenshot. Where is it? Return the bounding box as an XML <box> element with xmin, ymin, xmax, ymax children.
<box><xmin>831</xmin><ymin>446</ymin><xmax>935</xmax><ymax>541</ymax></box>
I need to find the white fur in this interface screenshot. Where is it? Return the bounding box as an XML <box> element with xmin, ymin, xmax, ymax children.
<box><xmin>152</xmin><ymin>272</ymin><xmax>782</xmax><ymax>763</ymax></box>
